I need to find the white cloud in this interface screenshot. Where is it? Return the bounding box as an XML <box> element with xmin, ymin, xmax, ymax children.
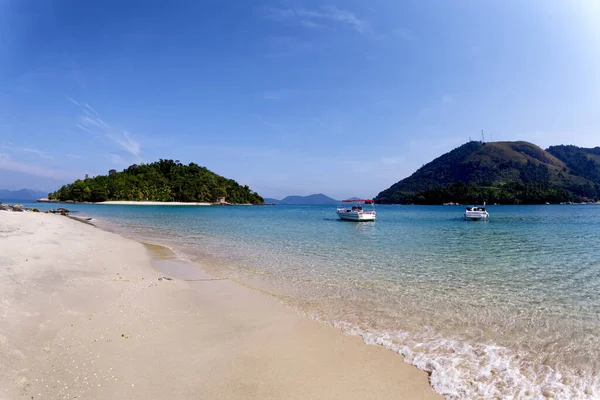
<box><xmin>104</xmin><ymin>153</ymin><xmax>126</xmax><ymax>166</ymax></box>
<box><xmin>66</xmin><ymin>96</ymin><xmax>81</xmax><ymax>107</ymax></box>
<box><xmin>263</xmin><ymin>5</ymin><xmax>368</xmax><ymax>33</ymax></box>
<box><xmin>70</xmin><ymin>99</ymin><xmax>141</xmax><ymax>159</ymax></box>
<box><xmin>20</xmin><ymin>147</ymin><xmax>53</xmax><ymax>159</ymax></box>
<box><xmin>110</xmin><ymin>131</ymin><xmax>140</xmax><ymax>158</ymax></box>
<box><xmin>0</xmin><ymin>144</ymin><xmax>52</xmax><ymax>159</ymax></box>
<box><xmin>299</xmin><ymin>20</ymin><xmax>323</xmax><ymax>29</ymax></box>
<box><xmin>322</xmin><ymin>6</ymin><xmax>368</xmax><ymax>33</ymax></box>
<box><xmin>0</xmin><ymin>153</ymin><xmax>77</xmax><ymax>180</ymax></box>
<box><xmin>255</xmin><ymin>114</ymin><xmax>281</xmax><ymax>130</ymax></box>
<box><xmin>84</xmin><ymin>103</ymin><xmax>99</xmax><ymax>116</ymax></box>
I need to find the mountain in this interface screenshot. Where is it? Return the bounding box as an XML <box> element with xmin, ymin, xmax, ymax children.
<box><xmin>546</xmin><ymin>145</ymin><xmax>600</xmax><ymax>184</ymax></box>
<box><xmin>265</xmin><ymin>193</ymin><xmax>339</xmax><ymax>205</ymax></box>
<box><xmin>0</xmin><ymin>189</ymin><xmax>48</xmax><ymax>200</ymax></box>
<box><xmin>375</xmin><ymin>141</ymin><xmax>599</xmax><ymax>205</ymax></box>
<box><xmin>49</xmin><ymin>159</ymin><xmax>264</xmax><ymax>204</ymax></box>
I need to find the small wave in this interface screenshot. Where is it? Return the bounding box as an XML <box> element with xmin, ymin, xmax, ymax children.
<box><xmin>323</xmin><ymin>320</ymin><xmax>600</xmax><ymax>399</ymax></box>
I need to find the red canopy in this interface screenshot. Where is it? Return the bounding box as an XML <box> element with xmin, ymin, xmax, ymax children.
<box><xmin>342</xmin><ymin>199</ymin><xmax>374</xmax><ymax>203</ymax></box>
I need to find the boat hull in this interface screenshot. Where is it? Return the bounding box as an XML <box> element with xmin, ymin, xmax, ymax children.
<box><xmin>464</xmin><ymin>212</ymin><xmax>489</xmax><ymax>221</ymax></box>
<box><xmin>337</xmin><ymin>211</ymin><xmax>376</xmax><ymax>221</ymax></box>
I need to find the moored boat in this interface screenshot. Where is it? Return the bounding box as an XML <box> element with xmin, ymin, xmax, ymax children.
<box><xmin>336</xmin><ymin>199</ymin><xmax>376</xmax><ymax>221</ymax></box>
<box><xmin>464</xmin><ymin>205</ymin><xmax>489</xmax><ymax>220</ymax></box>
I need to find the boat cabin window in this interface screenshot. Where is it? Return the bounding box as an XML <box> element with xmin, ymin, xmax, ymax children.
<box><xmin>351</xmin><ymin>206</ymin><xmax>363</xmax><ymax>211</ymax></box>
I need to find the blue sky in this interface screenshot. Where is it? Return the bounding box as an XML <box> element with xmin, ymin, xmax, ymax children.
<box><xmin>1</xmin><ymin>0</ymin><xmax>599</xmax><ymax>198</ymax></box>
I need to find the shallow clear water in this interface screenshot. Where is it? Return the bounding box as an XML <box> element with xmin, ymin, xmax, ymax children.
<box><xmin>8</xmin><ymin>200</ymin><xmax>600</xmax><ymax>399</ymax></box>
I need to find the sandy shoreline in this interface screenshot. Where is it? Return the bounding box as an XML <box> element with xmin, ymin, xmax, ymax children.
<box><xmin>98</xmin><ymin>200</ymin><xmax>212</xmax><ymax>205</ymax></box>
<box><xmin>0</xmin><ymin>211</ymin><xmax>440</xmax><ymax>399</ymax></box>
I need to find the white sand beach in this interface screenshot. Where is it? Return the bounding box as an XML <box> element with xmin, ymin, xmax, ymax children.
<box><xmin>0</xmin><ymin>211</ymin><xmax>440</xmax><ymax>400</ymax></box>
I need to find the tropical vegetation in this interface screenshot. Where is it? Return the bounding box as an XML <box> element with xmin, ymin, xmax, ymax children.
<box><xmin>376</xmin><ymin>141</ymin><xmax>600</xmax><ymax>204</ymax></box>
<box><xmin>49</xmin><ymin>159</ymin><xmax>264</xmax><ymax>204</ymax></box>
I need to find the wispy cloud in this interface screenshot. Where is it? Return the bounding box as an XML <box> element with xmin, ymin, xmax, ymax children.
<box><xmin>299</xmin><ymin>20</ymin><xmax>324</xmax><ymax>29</ymax></box>
<box><xmin>75</xmin><ymin>122</ymin><xmax>97</xmax><ymax>135</ymax></box>
<box><xmin>69</xmin><ymin>97</ymin><xmax>141</xmax><ymax>159</ymax></box>
<box><xmin>258</xmin><ymin>88</ymin><xmax>326</xmax><ymax>101</ymax></box>
<box><xmin>255</xmin><ymin>114</ymin><xmax>281</xmax><ymax>129</ymax></box>
<box><xmin>322</xmin><ymin>6</ymin><xmax>368</xmax><ymax>33</ymax></box>
<box><xmin>112</xmin><ymin>131</ymin><xmax>140</xmax><ymax>158</ymax></box>
<box><xmin>67</xmin><ymin>153</ymin><xmax>86</xmax><ymax>159</ymax></box>
<box><xmin>0</xmin><ymin>144</ymin><xmax>53</xmax><ymax>160</ymax></box>
<box><xmin>104</xmin><ymin>153</ymin><xmax>126</xmax><ymax>166</ymax></box>
<box><xmin>262</xmin><ymin>5</ymin><xmax>369</xmax><ymax>34</ymax></box>
<box><xmin>66</xmin><ymin>96</ymin><xmax>81</xmax><ymax>107</ymax></box>
<box><xmin>84</xmin><ymin>103</ymin><xmax>99</xmax><ymax>116</ymax></box>
<box><xmin>21</xmin><ymin>147</ymin><xmax>53</xmax><ymax>159</ymax></box>
<box><xmin>0</xmin><ymin>153</ymin><xmax>77</xmax><ymax>180</ymax></box>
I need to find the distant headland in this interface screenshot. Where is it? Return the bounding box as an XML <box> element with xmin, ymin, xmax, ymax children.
<box><xmin>375</xmin><ymin>141</ymin><xmax>600</xmax><ymax>205</ymax></box>
<box><xmin>0</xmin><ymin>189</ymin><xmax>49</xmax><ymax>201</ymax></box>
<box><xmin>264</xmin><ymin>193</ymin><xmax>339</xmax><ymax>205</ymax></box>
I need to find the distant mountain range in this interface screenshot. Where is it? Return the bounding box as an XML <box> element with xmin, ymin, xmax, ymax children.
<box><xmin>0</xmin><ymin>189</ymin><xmax>48</xmax><ymax>200</ymax></box>
<box><xmin>264</xmin><ymin>193</ymin><xmax>339</xmax><ymax>205</ymax></box>
<box><xmin>375</xmin><ymin>141</ymin><xmax>600</xmax><ymax>204</ymax></box>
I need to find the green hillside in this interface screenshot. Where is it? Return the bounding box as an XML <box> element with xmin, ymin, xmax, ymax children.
<box><xmin>375</xmin><ymin>141</ymin><xmax>599</xmax><ymax>204</ymax></box>
<box><xmin>546</xmin><ymin>145</ymin><xmax>600</xmax><ymax>185</ymax></box>
<box><xmin>49</xmin><ymin>159</ymin><xmax>264</xmax><ymax>204</ymax></box>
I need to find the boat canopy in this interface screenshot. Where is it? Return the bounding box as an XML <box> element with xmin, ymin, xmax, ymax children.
<box><xmin>342</xmin><ymin>199</ymin><xmax>374</xmax><ymax>203</ymax></box>
<box><xmin>466</xmin><ymin>206</ymin><xmax>486</xmax><ymax>211</ymax></box>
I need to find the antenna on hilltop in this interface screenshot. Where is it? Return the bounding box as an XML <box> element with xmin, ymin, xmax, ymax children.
<box><xmin>481</xmin><ymin>129</ymin><xmax>485</xmax><ymax>143</ymax></box>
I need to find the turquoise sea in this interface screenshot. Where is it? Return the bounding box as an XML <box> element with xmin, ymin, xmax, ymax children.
<box><xmin>6</xmin><ymin>200</ymin><xmax>600</xmax><ymax>399</ymax></box>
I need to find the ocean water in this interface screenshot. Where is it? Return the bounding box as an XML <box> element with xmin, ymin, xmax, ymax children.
<box><xmin>6</xmin><ymin>200</ymin><xmax>600</xmax><ymax>399</ymax></box>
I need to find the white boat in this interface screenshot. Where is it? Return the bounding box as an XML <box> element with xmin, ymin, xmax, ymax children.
<box><xmin>464</xmin><ymin>205</ymin><xmax>489</xmax><ymax>220</ymax></box>
<box><xmin>336</xmin><ymin>199</ymin><xmax>376</xmax><ymax>221</ymax></box>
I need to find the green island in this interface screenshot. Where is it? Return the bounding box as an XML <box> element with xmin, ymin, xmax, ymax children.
<box><xmin>375</xmin><ymin>141</ymin><xmax>600</xmax><ymax>205</ymax></box>
<box><xmin>49</xmin><ymin>159</ymin><xmax>264</xmax><ymax>204</ymax></box>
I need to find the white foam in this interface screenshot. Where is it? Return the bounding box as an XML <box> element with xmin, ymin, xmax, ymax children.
<box><xmin>325</xmin><ymin>320</ymin><xmax>600</xmax><ymax>399</ymax></box>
